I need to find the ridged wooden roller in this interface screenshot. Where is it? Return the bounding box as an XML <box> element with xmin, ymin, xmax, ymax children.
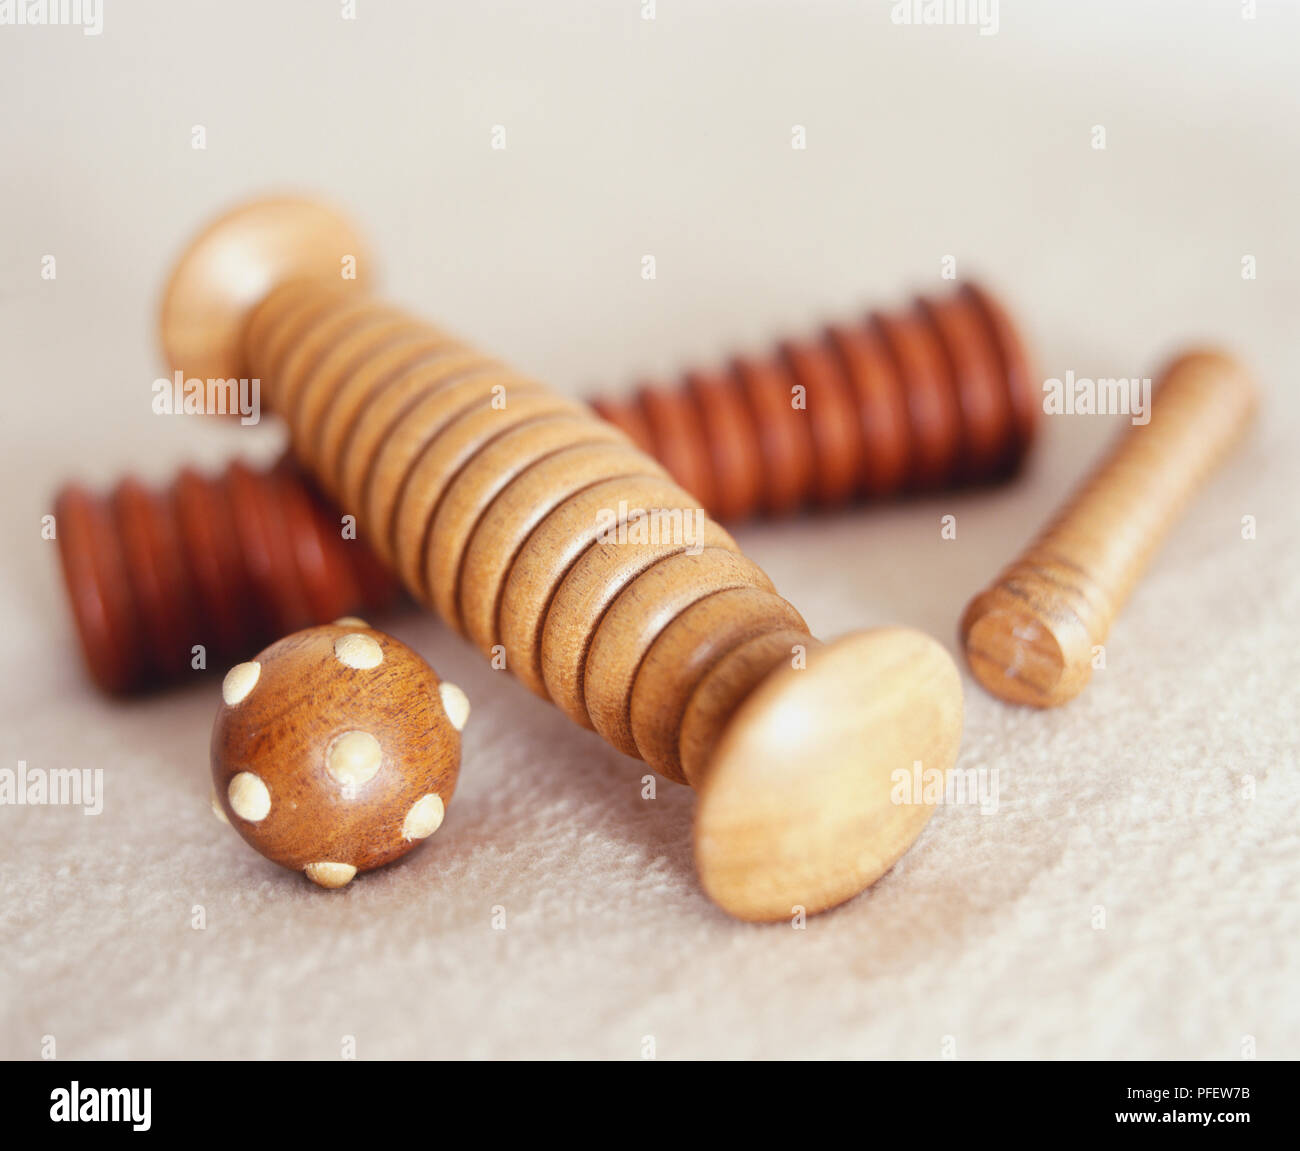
<box><xmin>962</xmin><ymin>350</ymin><xmax>1257</xmax><ymax>707</ymax></box>
<box><xmin>54</xmin><ymin>457</ymin><xmax>398</xmax><ymax>693</ymax></box>
<box><xmin>590</xmin><ymin>281</ymin><xmax>1037</xmax><ymax>520</ymax></box>
<box><xmin>158</xmin><ymin>196</ymin><xmax>964</xmax><ymax>922</ymax></box>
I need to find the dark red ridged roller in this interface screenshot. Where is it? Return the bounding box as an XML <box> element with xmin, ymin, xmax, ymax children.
<box><xmin>590</xmin><ymin>282</ymin><xmax>1037</xmax><ymax>521</ymax></box>
<box><xmin>54</xmin><ymin>456</ymin><xmax>399</xmax><ymax>693</ymax></box>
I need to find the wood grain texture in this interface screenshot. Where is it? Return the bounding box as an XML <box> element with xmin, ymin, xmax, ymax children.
<box><xmin>423</xmin><ymin>416</ymin><xmax>631</xmax><ymax>629</ymax></box>
<box><xmin>362</xmin><ymin>371</ymin><xmax>545</xmax><ymax>566</ymax></box>
<box><xmin>335</xmin><ymin>352</ymin><xmax>500</xmax><ymax>523</ymax></box>
<box><xmin>961</xmin><ymin>349</ymin><xmax>1258</xmax><ymax>707</ymax></box>
<box><xmin>159</xmin><ymin>197</ymin><xmax>967</xmax><ymax>921</ymax></box>
<box><xmin>211</xmin><ymin>622</ymin><xmax>463</xmax><ymax>885</ymax></box>
<box><xmin>630</xmin><ymin>586</ymin><xmax>807</xmax><ymax>783</ymax></box>
<box><xmin>276</xmin><ymin>299</ymin><xmax>393</xmax><ymax>421</ymax></box>
<box><xmin>540</xmin><ymin>523</ymin><xmax>740</xmax><ymax>728</ymax></box>
<box><xmin>314</xmin><ymin>333</ymin><xmax>460</xmax><ymax>494</ymax></box>
<box><xmin>496</xmin><ymin>473</ymin><xmax>703</xmax><ymax>698</ymax></box>
<box><xmin>582</xmin><ymin>547</ymin><xmax>776</xmax><ymax>756</ymax></box>
<box><xmin>677</xmin><ymin>628</ymin><xmax>813</xmax><ymax>789</ymax></box>
<box><xmin>696</xmin><ymin>628</ymin><xmax>962</xmax><ymax>921</ymax></box>
<box><xmin>457</xmin><ymin>439</ymin><xmax>667</xmax><ymax>654</ymax></box>
<box><xmin>291</xmin><ymin>313</ymin><xmax>428</xmax><ymax>462</ymax></box>
<box><xmin>391</xmin><ymin>392</ymin><xmax>589</xmax><ymax>598</ymax></box>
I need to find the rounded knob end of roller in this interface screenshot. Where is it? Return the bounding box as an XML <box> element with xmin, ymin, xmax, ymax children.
<box><xmin>693</xmin><ymin>627</ymin><xmax>964</xmax><ymax>922</ymax></box>
<box><xmin>159</xmin><ymin>195</ymin><xmax>372</xmax><ymax>383</ymax></box>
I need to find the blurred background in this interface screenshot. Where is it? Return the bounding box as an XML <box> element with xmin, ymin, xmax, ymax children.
<box><xmin>1</xmin><ymin>1</ymin><xmax>1297</xmax><ymax>1059</ymax></box>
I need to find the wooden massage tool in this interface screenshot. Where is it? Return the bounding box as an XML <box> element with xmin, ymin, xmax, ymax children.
<box><xmin>962</xmin><ymin>349</ymin><xmax>1256</xmax><ymax>707</ymax></box>
<box><xmin>210</xmin><ymin>620</ymin><xmax>469</xmax><ymax>889</ymax></box>
<box><xmin>157</xmin><ymin>196</ymin><xmax>964</xmax><ymax>921</ymax></box>
<box><xmin>57</xmin><ymin>278</ymin><xmax>1035</xmax><ymax>693</ymax></box>
<box><xmin>591</xmin><ymin>279</ymin><xmax>1037</xmax><ymax>520</ymax></box>
<box><xmin>55</xmin><ymin>456</ymin><xmax>398</xmax><ymax>693</ymax></box>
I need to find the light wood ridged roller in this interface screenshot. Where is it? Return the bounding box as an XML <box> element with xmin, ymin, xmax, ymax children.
<box><xmin>160</xmin><ymin>196</ymin><xmax>964</xmax><ymax>921</ymax></box>
<box><xmin>962</xmin><ymin>350</ymin><xmax>1257</xmax><ymax>707</ymax></box>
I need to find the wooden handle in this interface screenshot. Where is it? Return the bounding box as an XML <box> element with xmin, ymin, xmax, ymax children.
<box><xmin>961</xmin><ymin>350</ymin><xmax>1257</xmax><ymax>707</ymax></box>
<box><xmin>159</xmin><ymin>197</ymin><xmax>964</xmax><ymax>922</ymax></box>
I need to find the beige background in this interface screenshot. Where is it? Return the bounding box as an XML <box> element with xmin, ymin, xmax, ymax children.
<box><xmin>2</xmin><ymin>1</ymin><xmax>1298</xmax><ymax>1059</ymax></box>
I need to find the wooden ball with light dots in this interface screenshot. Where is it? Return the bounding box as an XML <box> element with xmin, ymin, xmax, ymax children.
<box><xmin>210</xmin><ymin>618</ymin><xmax>470</xmax><ymax>888</ymax></box>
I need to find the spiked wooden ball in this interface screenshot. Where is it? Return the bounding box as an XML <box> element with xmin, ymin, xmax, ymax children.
<box><xmin>210</xmin><ymin>619</ymin><xmax>469</xmax><ymax>888</ymax></box>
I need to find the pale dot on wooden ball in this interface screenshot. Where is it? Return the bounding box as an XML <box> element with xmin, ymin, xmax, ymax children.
<box><xmin>210</xmin><ymin>621</ymin><xmax>468</xmax><ymax>888</ymax></box>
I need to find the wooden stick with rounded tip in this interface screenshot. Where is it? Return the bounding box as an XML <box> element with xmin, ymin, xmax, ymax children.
<box><xmin>159</xmin><ymin>196</ymin><xmax>964</xmax><ymax>922</ymax></box>
<box><xmin>961</xmin><ymin>350</ymin><xmax>1257</xmax><ymax>708</ymax></box>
